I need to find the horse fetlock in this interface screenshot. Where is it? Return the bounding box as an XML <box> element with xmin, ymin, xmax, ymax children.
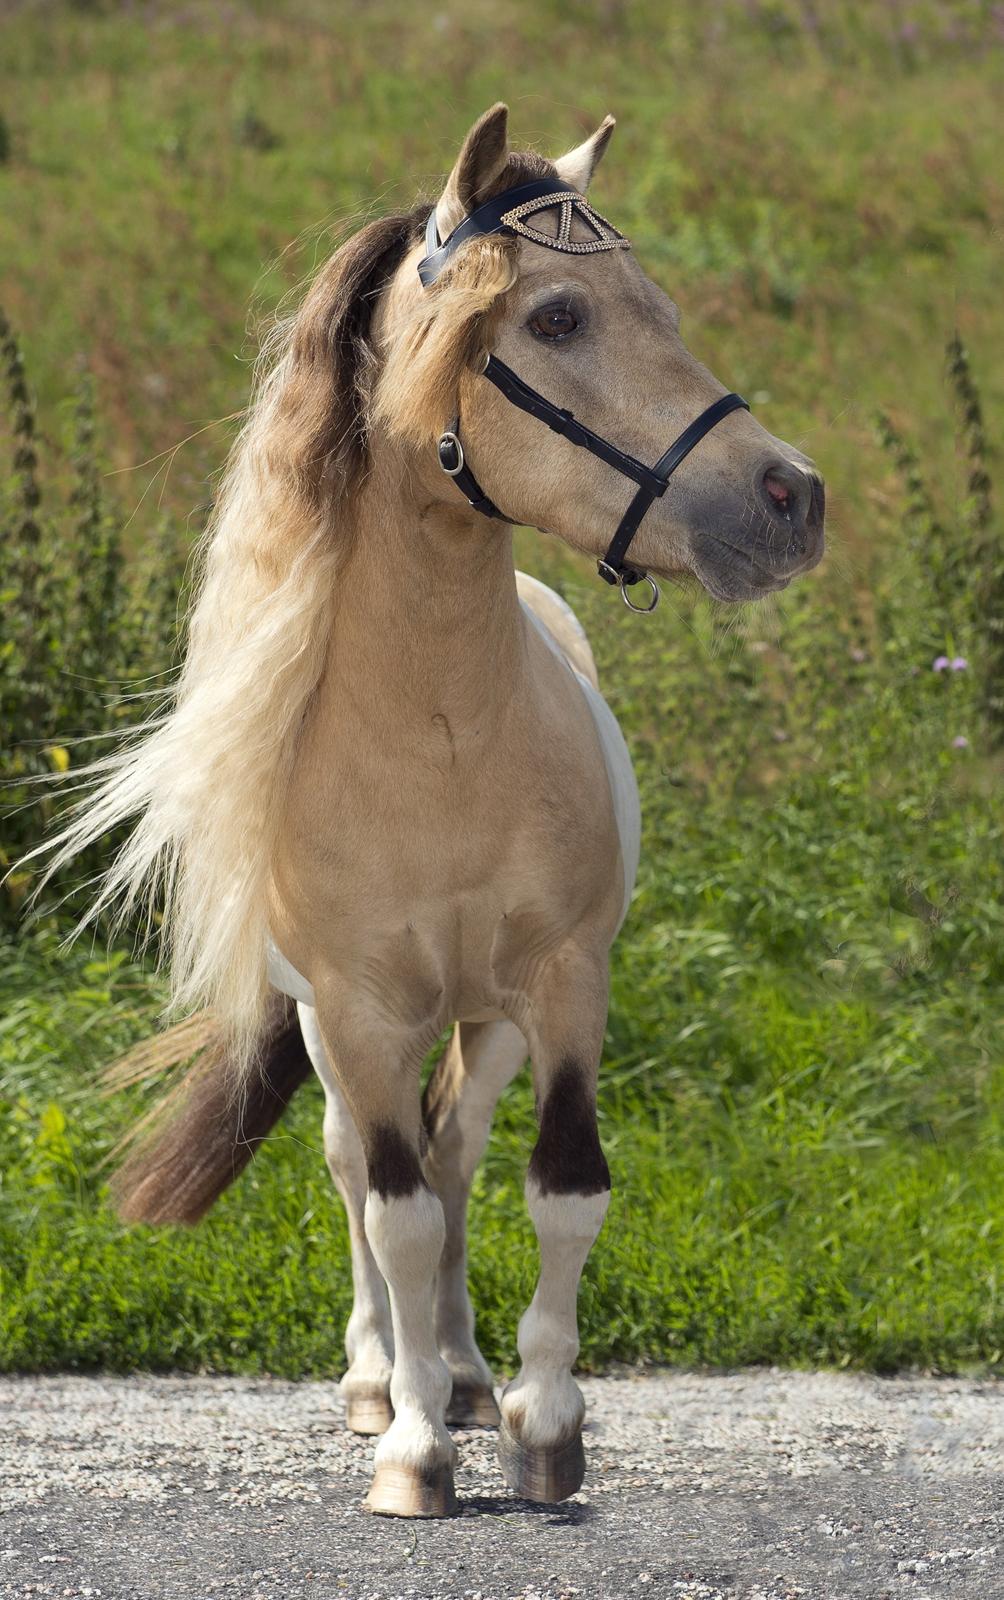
<box><xmin>342</xmin><ymin>1377</ymin><xmax>394</xmax><ymax>1437</ymax></box>
<box><xmin>515</xmin><ymin>1313</ymin><xmax>580</xmax><ymax>1374</ymax></box>
<box><xmin>499</xmin><ymin>1371</ymin><xmax>585</xmax><ymax>1451</ymax></box>
<box><xmin>388</xmin><ymin>1345</ymin><xmax>453</xmax><ymax>1411</ymax></box>
<box><xmin>373</xmin><ymin>1407</ymin><xmax>457</xmax><ymax>1479</ymax></box>
<box><xmin>342</xmin><ymin>1317</ymin><xmax>394</xmax><ymax>1433</ymax></box>
<box><xmin>341</xmin><ymin>1339</ymin><xmax>394</xmax><ymax>1435</ymax></box>
<box><xmin>439</xmin><ymin>1340</ymin><xmax>495</xmax><ymax>1388</ymax></box>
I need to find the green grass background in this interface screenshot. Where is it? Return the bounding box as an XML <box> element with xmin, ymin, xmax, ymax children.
<box><xmin>1</xmin><ymin>0</ymin><xmax>1003</xmax><ymax>1376</ymax></box>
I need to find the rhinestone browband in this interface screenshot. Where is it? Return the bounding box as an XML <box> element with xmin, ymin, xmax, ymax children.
<box><xmin>497</xmin><ymin>193</ymin><xmax>629</xmax><ymax>255</ymax></box>
<box><xmin>417</xmin><ymin>178</ymin><xmax>629</xmax><ymax>286</ymax></box>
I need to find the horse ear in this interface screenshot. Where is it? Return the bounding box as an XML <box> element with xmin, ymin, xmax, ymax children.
<box><xmin>435</xmin><ymin>103</ymin><xmax>510</xmax><ymax>239</ymax></box>
<box><xmin>554</xmin><ymin>114</ymin><xmax>616</xmax><ymax>193</ymax></box>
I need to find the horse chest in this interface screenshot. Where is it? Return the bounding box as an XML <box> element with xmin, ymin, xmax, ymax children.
<box><xmin>272</xmin><ymin>712</ymin><xmax>621</xmax><ymax>1023</ymax></box>
<box><xmin>291</xmin><ymin>745</ymin><xmax>609</xmax><ymax>915</ymax></box>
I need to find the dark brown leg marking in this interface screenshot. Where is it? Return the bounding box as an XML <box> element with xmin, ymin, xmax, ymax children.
<box><xmin>527</xmin><ymin>1061</ymin><xmax>610</xmax><ymax>1197</ymax></box>
<box><xmin>366</xmin><ymin>1122</ymin><xmax>426</xmax><ymax>1200</ymax></box>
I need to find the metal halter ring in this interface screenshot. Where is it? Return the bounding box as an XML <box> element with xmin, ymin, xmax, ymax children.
<box><xmin>620</xmin><ymin>573</ymin><xmax>660</xmax><ymax>614</ymax></box>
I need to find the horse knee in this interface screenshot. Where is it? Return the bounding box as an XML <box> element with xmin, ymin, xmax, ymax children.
<box><xmin>363</xmin><ymin>1124</ymin><xmax>444</xmax><ymax>1285</ymax></box>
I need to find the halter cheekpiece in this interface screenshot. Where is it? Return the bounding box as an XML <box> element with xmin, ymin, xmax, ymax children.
<box><xmin>418</xmin><ymin>180</ymin><xmax>750</xmax><ymax>612</ymax></box>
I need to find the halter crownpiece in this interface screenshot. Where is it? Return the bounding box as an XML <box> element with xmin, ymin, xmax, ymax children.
<box><xmin>420</xmin><ymin>178</ymin><xmax>750</xmax><ymax>611</ymax></box>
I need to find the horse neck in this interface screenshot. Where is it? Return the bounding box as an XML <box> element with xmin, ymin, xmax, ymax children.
<box><xmin>321</xmin><ymin>447</ymin><xmax>529</xmax><ymax>738</ymax></box>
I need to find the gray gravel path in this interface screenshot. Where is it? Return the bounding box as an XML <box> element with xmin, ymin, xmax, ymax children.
<box><xmin>2</xmin><ymin>1371</ymin><xmax>1003</xmax><ymax>1600</ymax></box>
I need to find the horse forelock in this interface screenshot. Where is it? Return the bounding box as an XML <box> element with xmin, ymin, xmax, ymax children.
<box><xmin>372</xmin><ymin>152</ymin><xmax>559</xmax><ymax>449</ymax></box>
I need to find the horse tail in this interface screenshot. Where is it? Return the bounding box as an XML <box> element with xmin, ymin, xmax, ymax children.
<box><xmin>105</xmin><ymin>994</ymin><xmax>312</xmax><ymax>1226</ymax></box>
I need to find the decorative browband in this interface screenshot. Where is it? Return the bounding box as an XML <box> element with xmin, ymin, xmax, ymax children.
<box><xmin>418</xmin><ymin>179</ymin><xmax>630</xmax><ymax>287</ymax></box>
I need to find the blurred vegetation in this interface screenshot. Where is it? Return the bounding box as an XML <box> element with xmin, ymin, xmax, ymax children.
<box><xmin>0</xmin><ymin>311</ymin><xmax>186</xmax><ymax>926</ymax></box>
<box><xmin>0</xmin><ymin>0</ymin><xmax>1002</xmax><ymax>1375</ymax></box>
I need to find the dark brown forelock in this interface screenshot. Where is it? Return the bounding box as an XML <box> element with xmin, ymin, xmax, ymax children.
<box><xmin>281</xmin><ymin>203</ymin><xmax>430</xmax><ymax>508</ymax></box>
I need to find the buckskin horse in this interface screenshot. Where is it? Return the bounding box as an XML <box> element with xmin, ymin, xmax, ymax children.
<box><xmin>37</xmin><ymin>106</ymin><xmax>825</xmax><ymax>1517</ymax></box>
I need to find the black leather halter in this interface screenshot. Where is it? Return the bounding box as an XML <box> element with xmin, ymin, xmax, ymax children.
<box><xmin>418</xmin><ymin>182</ymin><xmax>750</xmax><ymax>612</ymax></box>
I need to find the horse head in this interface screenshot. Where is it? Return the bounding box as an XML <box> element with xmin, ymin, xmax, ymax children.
<box><xmin>375</xmin><ymin>103</ymin><xmax>825</xmax><ymax>607</ymax></box>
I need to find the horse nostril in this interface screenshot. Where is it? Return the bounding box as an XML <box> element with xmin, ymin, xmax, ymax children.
<box><xmin>752</xmin><ymin>460</ymin><xmax>824</xmax><ymax>572</ymax></box>
<box><xmin>764</xmin><ymin>472</ymin><xmax>792</xmax><ymax>510</ymax></box>
<box><xmin>760</xmin><ymin>462</ymin><xmax>812</xmax><ymax>530</ymax></box>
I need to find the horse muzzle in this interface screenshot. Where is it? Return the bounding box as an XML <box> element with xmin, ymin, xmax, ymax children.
<box><xmin>691</xmin><ymin>460</ymin><xmax>825</xmax><ymax>602</ymax></box>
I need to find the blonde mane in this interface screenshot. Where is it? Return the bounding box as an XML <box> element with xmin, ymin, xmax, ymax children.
<box><xmin>30</xmin><ymin>208</ymin><xmax>423</xmax><ymax>1070</ymax></box>
<box><xmin>30</xmin><ymin>161</ymin><xmax>552</xmax><ymax>1074</ymax></box>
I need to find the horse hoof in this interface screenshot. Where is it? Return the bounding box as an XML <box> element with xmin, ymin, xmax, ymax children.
<box><xmin>344</xmin><ymin>1387</ymin><xmax>394</xmax><ymax>1436</ymax></box>
<box><xmin>498</xmin><ymin>1420</ymin><xmax>586</xmax><ymax>1503</ymax></box>
<box><xmin>365</xmin><ymin>1462</ymin><xmax>458</xmax><ymax>1519</ymax></box>
<box><xmin>447</xmin><ymin>1383</ymin><xmax>501</xmax><ymax>1428</ymax></box>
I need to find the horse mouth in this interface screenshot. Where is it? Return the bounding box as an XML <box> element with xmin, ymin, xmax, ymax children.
<box><xmin>689</xmin><ymin>531</ymin><xmax>820</xmax><ymax>603</ymax></box>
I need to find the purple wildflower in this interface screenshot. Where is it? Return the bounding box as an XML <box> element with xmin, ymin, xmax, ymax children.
<box><xmin>933</xmin><ymin>655</ymin><xmax>950</xmax><ymax>671</ymax></box>
<box><xmin>951</xmin><ymin>656</ymin><xmax>968</xmax><ymax>671</ymax></box>
<box><xmin>952</xmin><ymin>735</ymin><xmax>969</xmax><ymax>749</ymax></box>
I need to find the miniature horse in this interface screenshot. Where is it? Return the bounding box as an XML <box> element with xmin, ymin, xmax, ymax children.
<box><xmin>40</xmin><ymin>105</ymin><xmax>824</xmax><ymax>1517</ymax></box>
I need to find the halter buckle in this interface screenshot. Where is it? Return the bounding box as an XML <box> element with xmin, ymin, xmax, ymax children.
<box><xmin>437</xmin><ymin>431</ymin><xmax>464</xmax><ymax>476</ymax></box>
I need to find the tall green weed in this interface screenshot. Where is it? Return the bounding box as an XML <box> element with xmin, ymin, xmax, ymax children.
<box><xmin>0</xmin><ymin>314</ymin><xmax>186</xmax><ymax>930</ymax></box>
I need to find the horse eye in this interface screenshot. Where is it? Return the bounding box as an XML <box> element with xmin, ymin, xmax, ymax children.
<box><xmin>528</xmin><ymin>305</ymin><xmax>580</xmax><ymax>340</ymax></box>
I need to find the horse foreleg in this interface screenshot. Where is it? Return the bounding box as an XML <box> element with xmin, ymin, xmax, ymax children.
<box><xmin>309</xmin><ymin>998</ymin><xmax>457</xmax><ymax>1518</ymax></box>
<box><xmin>297</xmin><ymin>1004</ymin><xmax>394</xmax><ymax>1436</ymax></box>
<box><xmin>422</xmin><ymin>1018</ymin><xmax>527</xmax><ymax>1427</ymax></box>
<box><xmin>498</xmin><ymin>949</ymin><xmax>611</xmax><ymax>1503</ymax></box>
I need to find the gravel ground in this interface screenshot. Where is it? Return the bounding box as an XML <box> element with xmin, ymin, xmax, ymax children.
<box><xmin>2</xmin><ymin>1371</ymin><xmax>1003</xmax><ymax>1600</ymax></box>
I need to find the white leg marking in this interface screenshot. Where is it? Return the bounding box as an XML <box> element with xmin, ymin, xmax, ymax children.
<box><xmin>365</xmin><ymin>1187</ymin><xmax>456</xmax><ymax>1476</ymax></box>
<box><xmin>297</xmin><ymin>1004</ymin><xmax>394</xmax><ymax>1418</ymax></box>
<box><xmin>501</xmin><ymin>1183</ymin><xmax>610</xmax><ymax>1450</ymax></box>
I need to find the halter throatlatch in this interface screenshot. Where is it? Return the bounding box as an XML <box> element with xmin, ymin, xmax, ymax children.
<box><xmin>419</xmin><ymin>181</ymin><xmax>750</xmax><ymax>612</ymax></box>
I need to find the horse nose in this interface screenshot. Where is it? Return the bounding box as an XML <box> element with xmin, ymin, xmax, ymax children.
<box><xmin>759</xmin><ymin>461</ymin><xmax>825</xmax><ymax>556</ymax></box>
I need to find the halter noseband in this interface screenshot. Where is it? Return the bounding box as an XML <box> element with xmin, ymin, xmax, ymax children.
<box><xmin>419</xmin><ymin>182</ymin><xmax>750</xmax><ymax>614</ymax></box>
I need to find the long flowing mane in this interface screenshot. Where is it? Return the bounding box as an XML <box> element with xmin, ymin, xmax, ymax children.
<box><xmin>29</xmin><ymin>153</ymin><xmax>556</xmax><ymax>1073</ymax></box>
